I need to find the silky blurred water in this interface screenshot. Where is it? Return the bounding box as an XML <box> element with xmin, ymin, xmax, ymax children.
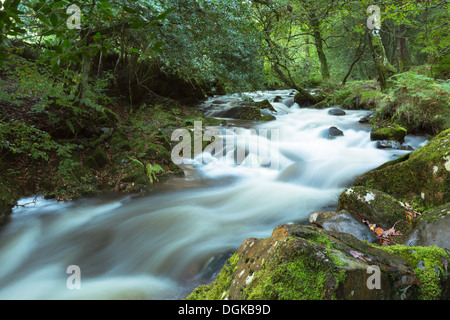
<box><xmin>0</xmin><ymin>90</ymin><xmax>428</xmax><ymax>299</ymax></box>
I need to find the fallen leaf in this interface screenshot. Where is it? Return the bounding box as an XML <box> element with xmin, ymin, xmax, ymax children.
<box><xmin>349</xmin><ymin>250</ymin><xmax>372</xmax><ymax>262</ymax></box>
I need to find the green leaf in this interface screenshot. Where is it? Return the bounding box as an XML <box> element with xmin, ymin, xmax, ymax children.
<box><xmin>123</xmin><ymin>6</ymin><xmax>137</xmax><ymax>14</ymax></box>
<box><xmin>66</xmin><ymin>120</ymin><xmax>75</xmax><ymax>134</ymax></box>
<box><xmin>50</xmin><ymin>13</ymin><xmax>59</xmax><ymax>27</ymax></box>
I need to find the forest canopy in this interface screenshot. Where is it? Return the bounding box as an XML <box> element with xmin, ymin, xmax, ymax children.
<box><xmin>1</xmin><ymin>0</ymin><xmax>448</xmax><ymax>96</ymax></box>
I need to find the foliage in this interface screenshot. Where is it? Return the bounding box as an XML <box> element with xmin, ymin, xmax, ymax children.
<box><xmin>0</xmin><ymin>120</ymin><xmax>76</xmax><ymax>161</ymax></box>
<box><xmin>374</xmin><ymin>72</ymin><xmax>450</xmax><ymax>134</ymax></box>
<box><xmin>155</xmin><ymin>0</ymin><xmax>265</xmax><ymax>92</ymax></box>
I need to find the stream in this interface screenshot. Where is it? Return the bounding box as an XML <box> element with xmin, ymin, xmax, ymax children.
<box><xmin>0</xmin><ymin>90</ymin><xmax>428</xmax><ymax>299</ymax></box>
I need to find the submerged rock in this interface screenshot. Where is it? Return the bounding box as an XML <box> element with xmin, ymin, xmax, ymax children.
<box><xmin>186</xmin><ymin>224</ymin><xmax>450</xmax><ymax>300</ymax></box>
<box><xmin>356</xmin><ymin>129</ymin><xmax>450</xmax><ymax>209</ymax></box>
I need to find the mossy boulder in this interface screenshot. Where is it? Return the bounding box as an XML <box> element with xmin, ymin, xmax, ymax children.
<box><xmin>294</xmin><ymin>91</ymin><xmax>317</xmax><ymax>107</ymax></box>
<box><xmin>356</xmin><ymin>129</ymin><xmax>450</xmax><ymax>209</ymax></box>
<box><xmin>252</xmin><ymin>99</ymin><xmax>277</xmax><ymax>112</ymax></box>
<box><xmin>213</xmin><ymin>106</ymin><xmax>275</xmax><ymax>121</ymax></box>
<box><xmin>186</xmin><ymin>224</ymin><xmax>428</xmax><ymax>300</ymax></box>
<box><xmin>337</xmin><ymin>186</ymin><xmax>406</xmax><ymax>229</ymax></box>
<box><xmin>370</xmin><ymin>124</ymin><xmax>407</xmax><ymax>143</ymax></box>
<box><xmin>381</xmin><ymin>245</ymin><xmax>450</xmax><ymax>300</ymax></box>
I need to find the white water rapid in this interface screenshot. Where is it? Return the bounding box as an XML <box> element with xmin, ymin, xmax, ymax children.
<box><xmin>0</xmin><ymin>90</ymin><xmax>428</xmax><ymax>299</ymax></box>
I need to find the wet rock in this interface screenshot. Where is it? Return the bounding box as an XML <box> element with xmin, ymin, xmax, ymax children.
<box><xmin>273</xmin><ymin>96</ymin><xmax>283</xmax><ymax>103</ymax></box>
<box><xmin>359</xmin><ymin>114</ymin><xmax>373</xmax><ymax>123</ymax></box>
<box><xmin>186</xmin><ymin>224</ymin><xmax>433</xmax><ymax>300</ymax></box>
<box><xmin>376</xmin><ymin>140</ymin><xmax>413</xmax><ymax>150</ymax></box>
<box><xmin>356</xmin><ymin>129</ymin><xmax>450</xmax><ymax>209</ymax></box>
<box><xmin>403</xmin><ymin>203</ymin><xmax>450</xmax><ymax>249</ymax></box>
<box><xmin>370</xmin><ymin>124</ymin><xmax>407</xmax><ymax>143</ymax></box>
<box><xmin>294</xmin><ymin>92</ymin><xmax>316</xmax><ymax>107</ymax></box>
<box><xmin>213</xmin><ymin>106</ymin><xmax>275</xmax><ymax>121</ymax></box>
<box><xmin>212</xmin><ymin>100</ymin><xmax>229</xmax><ymax>105</ymax></box>
<box><xmin>252</xmin><ymin>99</ymin><xmax>277</xmax><ymax>112</ymax></box>
<box><xmin>327</xmin><ymin>126</ymin><xmax>344</xmax><ymax>139</ymax></box>
<box><xmin>328</xmin><ymin>107</ymin><xmax>346</xmax><ymax>116</ymax></box>
<box><xmin>309</xmin><ymin>210</ymin><xmax>378</xmax><ymax>243</ymax></box>
<box><xmin>337</xmin><ymin>186</ymin><xmax>405</xmax><ymax>229</ymax></box>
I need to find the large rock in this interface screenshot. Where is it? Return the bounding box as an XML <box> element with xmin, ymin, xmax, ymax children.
<box><xmin>370</xmin><ymin>124</ymin><xmax>407</xmax><ymax>143</ymax></box>
<box><xmin>213</xmin><ymin>106</ymin><xmax>276</xmax><ymax>121</ymax></box>
<box><xmin>252</xmin><ymin>99</ymin><xmax>277</xmax><ymax>113</ymax></box>
<box><xmin>186</xmin><ymin>224</ymin><xmax>450</xmax><ymax>300</ymax></box>
<box><xmin>309</xmin><ymin>210</ymin><xmax>378</xmax><ymax>243</ymax></box>
<box><xmin>337</xmin><ymin>186</ymin><xmax>406</xmax><ymax>229</ymax></box>
<box><xmin>356</xmin><ymin>129</ymin><xmax>450</xmax><ymax>209</ymax></box>
<box><xmin>328</xmin><ymin>107</ymin><xmax>346</xmax><ymax>116</ymax></box>
<box><xmin>403</xmin><ymin>203</ymin><xmax>450</xmax><ymax>250</ymax></box>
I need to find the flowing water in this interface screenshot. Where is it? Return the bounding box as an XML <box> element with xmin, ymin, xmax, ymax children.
<box><xmin>0</xmin><ymin>90</ymin><xmax>428</xmax><ymax>300</ymax></box>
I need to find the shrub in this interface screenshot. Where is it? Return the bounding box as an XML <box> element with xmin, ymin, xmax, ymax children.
<box><xmin>374</xmin><ymin>72</ymin><xmax>450</xmax><ymax>135</ymax></box>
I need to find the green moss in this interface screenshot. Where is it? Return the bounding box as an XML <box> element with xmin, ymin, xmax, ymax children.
<box><xmin>356</xmin><ymin>129</ymin><xmax>450</xmax><ymax>209</ymax></box>
<box><xmin>185</xmin><ymin>253</ymin><xmax>241</xmax><ymax>300</ymax></box>
<box><xmin>371</xmin><ymin>124</ymin><xmax>407</xmax><ymax>143</ymax></box>
<box><xmin>241</xmin><ymin>238</ymin><xmax>346</xmax><ymax>300</ymax></box>
<box><xmin>381</xmin><ymin>245</ymin><xmax>449</xmax><ymax>300</ymax></box>
<box><xmin>253</xmin><ymin>100</ymin><xmax>276</xmax><ymax>112</ymax></box>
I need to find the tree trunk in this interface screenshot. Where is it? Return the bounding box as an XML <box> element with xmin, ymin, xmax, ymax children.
<box><xmin>305</xmin><ymin>37</ymin><xmax>310</xmax><ymax>59</ymax></box>
<box><xmin>342</xmin><ymin>34</ymin><xmax>367</xmax><ymax>86</ymax></box>
<box><xmin>369</xmin><ymin>30</ymin><xmax>396</xmax><ymax>91</ymax></box>
<box><xmin>398</xmin><ymin>24</ymin><xmax>410</xmax><ymax>72</ymax></box>
<box><xmin>309</xmin><ymin>11</ymin><xmax>330</xmax><ymax>81</ymax></box>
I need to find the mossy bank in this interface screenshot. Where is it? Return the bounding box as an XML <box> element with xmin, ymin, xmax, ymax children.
<box><xmin>186</xmin><ymin>224</ymin><xmax>450</xmax><ymax>300</ymax></box>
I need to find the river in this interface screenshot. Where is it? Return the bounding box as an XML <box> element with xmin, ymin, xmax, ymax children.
<box><xmin>0</xmin><ymin>90</ymin><xmax>428</xmax><ymax>299</ymax></box>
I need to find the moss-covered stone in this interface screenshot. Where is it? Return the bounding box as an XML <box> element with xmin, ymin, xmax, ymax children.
<box><xmin>337</xmin><ymin>186</ymin><xmax>406</xmax><ymax>229</ymax></box>
<box><xmin>213</xmin><ymin>106</ymin><xmax>275</xmax><ymax>121</ymax></box>
<box><xmin>186</xmin><ymin>224</ymin><xmax>420</xmax><ymax>300</ymax></box>
<box><xmin>381</xmin><ymin>245</ymin><xmax>450</xmax><ymax>300</ymax></box>
<box><xmin>252</xmin><ymin>99</ymin><xmax>277</xmax><ymax>112</ymax></box>
<box><xmin>356</xmin><ymin>129</ymin><xmax>450</xmax><ymax>209</ymax></box>
<box><xmin>370</xmin><ymin>124</ymin><xmax>407</xmax><ymax>143</ymax></box>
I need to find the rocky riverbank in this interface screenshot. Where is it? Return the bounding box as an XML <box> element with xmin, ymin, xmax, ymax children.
<box><xmin>186</xmin><ymin>128</ymin><xmax>450</xmax><ymax>300</ymax></box>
